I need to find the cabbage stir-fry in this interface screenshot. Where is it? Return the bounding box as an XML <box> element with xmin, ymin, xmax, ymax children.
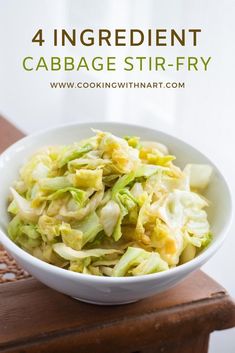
<box><xmin>7</xmin><ymin>130</ymin><xmax>213</xmax><ymax>277</ymax></box>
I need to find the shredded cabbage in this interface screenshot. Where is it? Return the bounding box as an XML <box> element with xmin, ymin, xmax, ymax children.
<box><xmin>7</xmin><ymin>130</ymin><xmax>213</xmax><ymax>276</ymax></box>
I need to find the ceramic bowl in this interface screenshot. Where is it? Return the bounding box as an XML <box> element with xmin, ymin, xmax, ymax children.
<box><xmin>0</xmin><ymin>122</ymin><xmax>232</xmax><ymax>305</ymax></box>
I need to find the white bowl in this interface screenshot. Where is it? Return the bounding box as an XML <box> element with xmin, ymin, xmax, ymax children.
<box><xmin>0</xmin><ymin>122</ymin><xmax>232</xmax><ymax>305</ymax></box>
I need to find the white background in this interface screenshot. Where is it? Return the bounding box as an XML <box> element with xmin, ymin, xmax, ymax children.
<box><xmin>0</xmin><ymin>1</ymin><xmax>234</xmax><ymax>350</ymax></box>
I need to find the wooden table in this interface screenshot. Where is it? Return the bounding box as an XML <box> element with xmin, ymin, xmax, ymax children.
<box><xmin>0</xmin><ymin>116</ymin><xmax>235</xmax><ymax>353</ymax></box>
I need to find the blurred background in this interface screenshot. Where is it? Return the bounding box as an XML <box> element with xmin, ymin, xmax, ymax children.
<box><xmin>0</xmin><ymin>0</ymin><xmax>234</xmax><ymax>350</ymax></box>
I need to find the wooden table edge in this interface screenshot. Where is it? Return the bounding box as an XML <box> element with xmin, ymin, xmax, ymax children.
<box><xmin>1</xmin><ymin>274</ymin><xmax>235</xmax><ymax>352</ymax></box>
<box><xmin>1</xmin><ymin>291</ymin><xmax>235</xmax><ymax>353</ymax></box>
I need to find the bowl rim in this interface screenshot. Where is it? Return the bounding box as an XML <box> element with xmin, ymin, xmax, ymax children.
<box><xmin>0</xmin><ymin>121</ymin><xmax>233</xmax><ymax>283</ymax></box>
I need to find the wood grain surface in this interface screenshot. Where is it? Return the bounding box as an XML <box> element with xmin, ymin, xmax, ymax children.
<box><xmin>0</xmin><ymin>115</ymin><xmax>235</xmax><ymax>353</ymax></box>
<box><xmin>0</xmin><ymin>115</ymin><xmax>24</xmax><ymax>151</ymax></box>
<box><xmin>0</xmin><ymin>271</ymin><xmax>235</xmax><ymax>353</ymax></box>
